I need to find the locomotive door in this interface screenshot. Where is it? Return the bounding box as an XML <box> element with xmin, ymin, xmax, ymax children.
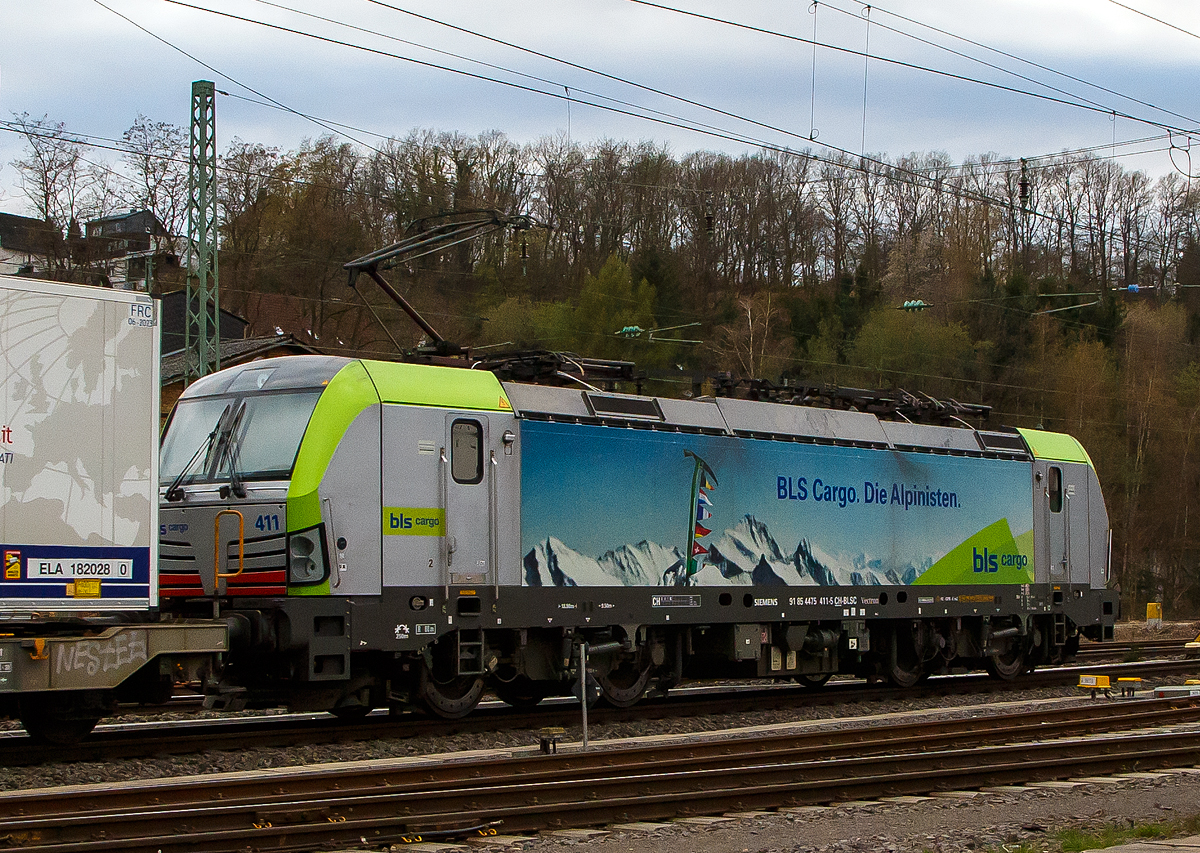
<box><xmin>442</xmin><ymin>414</ymin><xmax>495</xmax><ymax>586</ymax></box>
<box><xmin>1039</xmin><ymin>461</ymin><xmax>1089</xmax><ymax>584</ymax></box>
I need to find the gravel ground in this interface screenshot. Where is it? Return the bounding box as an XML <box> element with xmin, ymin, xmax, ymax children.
<box><xmin>1114</xmin><ymin>620</ymin><xmax>1200</xmax><ymax>642</ymax></box>
<box><xmin>0</xmin><ymin>681</ymin><xmax>1168</xmax><ymax>792</ymax></box>
<box><xmin>508</xmin><ymin>772</ymin><xmax>1200</xmax><ymax>853</ymax></box>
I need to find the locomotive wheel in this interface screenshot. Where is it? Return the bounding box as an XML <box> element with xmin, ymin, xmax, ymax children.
<box><xmin>985</xmin><ymin>644</ymin><xmax>1026</xmax><ymax>681</ymax></box>
<box><xmin>18</xmin><ymin>697</ymin><xmax>99</xmax><ymax>745</ymax></box>
<box><xmin>492</xmin><ymin>677</ymin><xmax>550</xmax><ymax>709</ymax></box>
<box><xmin>885</xmin><ymin>626</ymin><xmax>924</xmax><ymax>689</ymax></box>
<box><xmin>796</xmin><ymin>673</ymin><xmax>832</xmax><ymax>688</ymax></box>
<box><xmin>596</xmin><ymin>657</ymin><xmax>652</xmax><ymax>708</ymax></box>
<box><xmin>417</xmin><ymin>665</ymin><xmax>485</xmax><ymax>719</ymax></box>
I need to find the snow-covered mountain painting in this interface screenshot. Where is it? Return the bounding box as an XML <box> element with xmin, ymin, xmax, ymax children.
<box><xmin>523</xmin><ymin>514</ymin><xmax>930</xmax><ymax>587</ymax></box>
<box><xmin>518</xmin><ymin>419</ymin><xmax>1034</xmax><ymax>588</ymax></box>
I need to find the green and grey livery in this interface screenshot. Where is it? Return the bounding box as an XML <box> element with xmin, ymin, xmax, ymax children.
<box><xmin>157</xmin><ymin>355</ymin><xmax>1117</xmax><ymax>718</ymax></box>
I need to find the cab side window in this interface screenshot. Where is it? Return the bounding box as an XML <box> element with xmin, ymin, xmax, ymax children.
<box><xmin>451</xmin><ymin>420</ymin><xmax>483</xmax><ymax>484</ymax></box>
<box><xmin>1048</xmin><ymin>466</ymin><xmax>1063</xmax><ymax>513</ymax></box>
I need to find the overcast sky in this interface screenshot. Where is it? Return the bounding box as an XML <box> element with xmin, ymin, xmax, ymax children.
<box><xmin>2</xmin><ymin>0</ymin><xmax>1199</xmax><ymax>218</ymax></box>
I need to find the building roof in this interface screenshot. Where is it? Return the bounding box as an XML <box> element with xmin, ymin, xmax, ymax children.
<box><xmin>157</xmin><ymin>289</ymin><xmax>250</xmax><ymax>354</ymax></box>
<box><xmin>85</xmin><ymin>209</ymin><xmax>168</xmax><ymax>238</ymax></box>
<box><xmin>0</xmin><ymin>213</ymin><xmax>58</xmax><ymax>256</ymax></box>
<box><xmin>161</xmin><ymin>334</ymin><xmax>320</xmax><ymax>385</ymax></box>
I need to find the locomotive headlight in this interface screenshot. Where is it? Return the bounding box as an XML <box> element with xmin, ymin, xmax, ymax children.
<box><xmin>287</xmin><ymin>525</ymin><xmax>328</xmax><ymax>584</ymax></box>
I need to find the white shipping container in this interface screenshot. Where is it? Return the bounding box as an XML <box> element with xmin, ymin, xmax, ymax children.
<box><xmin>0</xmin><ymin>275</ymin><xmax>159</xmax><ymax>612</ymax></box>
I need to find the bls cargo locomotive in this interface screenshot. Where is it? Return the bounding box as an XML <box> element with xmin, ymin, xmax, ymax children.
<box><xmin>158</xmin><ymin>355</ymin><xmax>1116</xmax><ymax>718</ymax></box>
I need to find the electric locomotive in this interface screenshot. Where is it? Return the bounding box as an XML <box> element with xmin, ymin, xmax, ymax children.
<box><xmin>158</xmin><ymin>354</ymin><xmax>1117</xmax><ymax>717</ymax></box>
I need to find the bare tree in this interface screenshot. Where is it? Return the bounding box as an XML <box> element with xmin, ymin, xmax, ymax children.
<box><xmin>122</xmin><ymin>115</ymin><xmax>188</xmax><ymax>239</ymax></box>
<box><xmin>714</xmin><ymin>290</ymin><xmax>794</xmax><ymax>378</ymax></box>
<box><xmin>8</xmin><ymin>112</ymin><xmax>89</xmax><ymax>273</ymax></box>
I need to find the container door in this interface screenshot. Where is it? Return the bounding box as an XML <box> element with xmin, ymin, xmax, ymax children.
<box><xmin>442</xmin><ymin>414</ymin><xmax>495</xmax><ymax>586</ymax></box>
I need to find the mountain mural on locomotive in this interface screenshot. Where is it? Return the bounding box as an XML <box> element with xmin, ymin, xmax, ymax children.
<box><xmin>519</xmin><ymin>420</ymin><xmax>1034</xmax><ymax>588</ymax></box>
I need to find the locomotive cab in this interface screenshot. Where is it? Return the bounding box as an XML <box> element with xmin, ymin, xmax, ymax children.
<box><xmin>159</xmin><ymin>357</ymin><xmax>345</xmax><ymax>600</ymax></box>
<box><xmin>158</xmin><ymin>356</ymin><xmax>523</xmax><ymax>715</ymax></box>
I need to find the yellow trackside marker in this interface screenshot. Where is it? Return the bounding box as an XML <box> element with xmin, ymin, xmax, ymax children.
<box><xmin>1117</xmin><ymin>677</ymin><xmax>1141</xmax><ymax>698</ymax></box>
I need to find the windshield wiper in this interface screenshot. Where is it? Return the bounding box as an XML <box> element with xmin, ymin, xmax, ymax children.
<box><xmin>164</xmin><ymin>403</ymin><xmax>232</xmax><ymax>502</ymax></box>
<box><xmin>217</xmin><ymin>401</ymin><xmax>248</xmax><ymax>499</ymax></box>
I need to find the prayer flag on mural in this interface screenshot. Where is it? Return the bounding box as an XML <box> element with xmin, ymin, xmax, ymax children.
<box><xmin>702</xmin><ymin>473</ymin><xmax>715</xmax><ymax>491</ymax></box>
<box><xmin>696</xmin><ymin>503</ymin><xmax>712</xmax><ymax>521</ymax></box>
<box><xmin>697</xmin><ymin>489</ymin><xmax>712</xmax><ymax>506</ymax></box>
<box><xmin>691</xmin><ymin>542</ymin><xmax>708</xmax><ymax>557</ymax></box>
<box><xmin>694</xmin><ymin>522</ymin><xmax>711</xmax><ymax>538</ymax></box>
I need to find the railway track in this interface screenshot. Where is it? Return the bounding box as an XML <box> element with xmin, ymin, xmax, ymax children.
<box><xmin>3</xmin><ymin>696</ymin><xmax>1200</xmax><ymax>852</ymax></box>
<box><xmin>1076</xmin><ymin>638</ymin><xmax>1194</xmax><ymax>659</ymax></box>
<box><xmin>2</xmin><ymin>655</ymin><xmax>1198</xmax><ymax>766</ymax></box>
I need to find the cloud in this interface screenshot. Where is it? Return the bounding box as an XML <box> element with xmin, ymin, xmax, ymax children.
<box><xmin>3</xmin><ymin>0</ymin><xmax>1198</xmax><ymax>215</ymax></box>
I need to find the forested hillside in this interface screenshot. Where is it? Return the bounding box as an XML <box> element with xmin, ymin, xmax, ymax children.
<box><xmin>11</xmin><ymin>118</ymin><xmax>1200</xmax><ymax>617</ymax></box>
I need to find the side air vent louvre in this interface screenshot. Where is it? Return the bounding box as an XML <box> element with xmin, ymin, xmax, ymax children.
<box><xmin>583</xmin><ymin>393</ymin><xmax>664</xmax><ymax>421</ymax></box>
<box><xmin>978</xmin><ymin>431</ymin><xmax>1029</xmax><ymax>454</ymax></box>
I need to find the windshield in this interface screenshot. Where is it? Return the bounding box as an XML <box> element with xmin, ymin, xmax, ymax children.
<box><xmin>160</xmin><ymin>391</ymin><xmax>322</xmax><ymax>484</ymax></box>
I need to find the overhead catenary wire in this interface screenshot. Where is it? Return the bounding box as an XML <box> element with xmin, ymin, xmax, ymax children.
<box><xmin>144</xmin><ymin>0</ymin><xmax>1200</xmax><ymax>204</ymax></box>
<box><xmin>621</xmin><ymin>0</ymin><xmax>1197</xmax><ymax>136</ymax></box>
<box><xmin>860</xmin><ymin>4</ymin><xmax>870</xmax><ymax>156</ymax></box>
<box><xmin>134</xmin><ymin>0</ymin><xmax>1175</xmax><ymax>277</ymax></box>
<box><xmin>1106</xmin><ymin>0</ymin><xmax>1200</xmax><ymax>44</ymax></box>
<box><xmin>4</xmin><ymin>45</ymin><xmax>1190</xmax><ymax>374</ymax></box>
<box><xmin>155</xmin><ymin>0</ymin><xmax>777</xmax><ymax>151</ymax></box>
<box><xmin>351</xmin><ymin>0</ymin><xmax>1200</xmax><ymax>177</ymax></box>
<box><xmin>837</xmin><ymin>0</ymin><xmax>1200</xmax><ymax>128</ymax></box>
<box><xmin>808</xmin><ymin>1</ymin><xmax>819</xmax><ymax>140</ymax></box>
<box><xmin>88</xmin><ymin>0</ymin><xmax>388</xmax><ymax>159</ymax></box>
<box><xmin>9</xmin><ymin>0</ymin><xmax>1198</xmax><ymax>298</ymax></box>
<box><xmin>0</xmin><ymin>0</ymin><xmax>1171</xmax><ymax>238</ymax></box>
<box><xmin>2</xmin><ymin>112</ymin><xmax>1187</xmax><ymax>297</ymax></box>
<box><xmin>240</xmin><ymin>0</ymin><xmax>779</xmax><ymax>150</ymax></box>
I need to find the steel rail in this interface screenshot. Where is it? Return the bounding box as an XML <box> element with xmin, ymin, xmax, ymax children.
<box><xmin>3</xmin><ymin>656</ymin><xmax>1198</xmax><ymax>766</ymax></box>
<box><xmin>1077</xmin><ymin>639</ymin><xmax>1191</xmax><ymax>657</ymax></box>
<box><xmin>2</xmin><ymin>698</ymin><xmax>1200</xmax><ymax>852</ymax></box>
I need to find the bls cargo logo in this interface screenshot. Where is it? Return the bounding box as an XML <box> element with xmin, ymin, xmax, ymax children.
<box><xmin>3</xmin><ymin>550</ymin><xmax>20</xmax><ymax>580</ymax></box>
<box><xmin>972</xmin><ymin>547</ymin><xmax>1028</xmax><ymax>573</ymax></box>
<box><xmin>382</xmin><ymin>507</ymin><xmax>445</xmax><ymax>536</ymax></box>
